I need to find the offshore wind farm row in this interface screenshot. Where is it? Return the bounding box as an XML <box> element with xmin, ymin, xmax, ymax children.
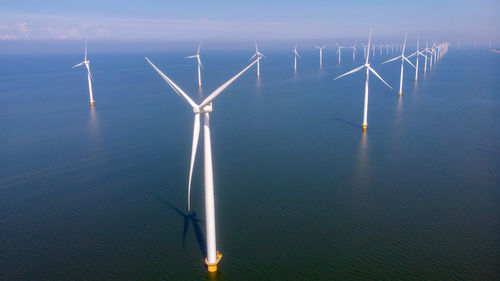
<box><xmin>71</xmin><ymin>29</ymin><xmax>450</xmax><ymax>273</ymax></box>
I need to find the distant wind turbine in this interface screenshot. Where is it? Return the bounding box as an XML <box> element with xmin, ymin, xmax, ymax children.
<box><xmin>186</xmin><ymin>41</ymin><xmax>203</xmax><ymax>87</ymax></box>
<box><xmin>293</xmin><ymin>44</ymin><xmax>300</xmax><ymax>71</ymax></box>
<box><xmin>314</xmin><ymin>44</ymin><xmax>327</xmax><ymax>67</ymax></box>
<box><xmin>336</xmin><ymin>43</ymin><xmax>345</xmax><ymax>63</ymax></box>
<box><xmin>407</xmin><ymin>37</ymin><xmax>427</xmax><ymax>81</ymax></box>
<box><xmin>72</xmin><ymin>40</ymin><xmax>95</xmax><ymax>107</ymax></box>
<box><xmin>145</xmin><ymin>55</ymin><xmax>261</xmax><ymax>273</ymax></box>
<box><xmin>422</xmin><ymin>40</ymin><xmax>430</xmax><ymax>73</ymax></box>
<box><xmin>382</xmin><ymin>34</ymin><xmax>416</xmax><ymax>96</ymax></box>
<box><xmin>250</xmin><ymin>41</ymin><xmax>265</xmax><ymax>77</ymax></box>
<box><xmin>335</xmin><ymin>29</ymin><xmax>392</xmax><ymax>130</ymax></box>
<box><xmin>351</xmin><ymin>43</ymin><xmax>357</xmax><ymax>61</ymax></box>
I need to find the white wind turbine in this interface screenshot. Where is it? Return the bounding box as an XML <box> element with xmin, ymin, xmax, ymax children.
<box><xmin>145</xmin><ymin>56</ymin><xmax>261</xmax><ymax>273</ymax></box>
<box><xmin>361</xmin><ymin>44</ymin><xmax>367</xmax><ymax>58</ymax></box>
<box><xmin>382</xmin><ymin>34</ymin><xmax>416</xmax><ymax>96</ymax></box>
<box><xmin>314</xmin><ymin>44</ymin><xmax>327</xmax><ymax>67</ymax></box>
<box><xmin>407</xmin><ymin>37</ymin><xmax>427</xmax><ymax>81</ymax></box>
<box><xmin>351</xmin><ymin>43</ymin><xmax>357</xmax><ymax>61</ymax></box>
<box><xmin>186</xmin><ymin>41</ymin><xmax>203</xmax><ymax>87</ymax></box>
<box><xmin>422</xmin><ymin>40</ymin><xmax>431</xmax><ymax>73</ymax></box>
<box><xmin>293</xmin><ymin>44</ymin><xmax>300</xmax><ymax>71</ymax></box>
<box><xmin>335</xmin><ymin>29</ymin><xmax>392</xmax><ymax>130</ymax></box>
<box><xmin>72</xmin><ymin>41</ymin><xmax>95</xmax><ymax>106</ymax></box>
<box><xmin>250</xmin><ymin>41</ymin><xmax>265</xmax><ymax>77</ymax></box>
<box><xmin>336</xmin><ymin>43</ymin><xmax>345</xmax><ymax>63</ymax></box>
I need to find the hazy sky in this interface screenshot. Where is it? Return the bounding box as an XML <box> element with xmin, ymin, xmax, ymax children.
<box><xmin>1</xmin><ymin>0</ymin><xmax>499</xmax><ymax>42</ymax></box>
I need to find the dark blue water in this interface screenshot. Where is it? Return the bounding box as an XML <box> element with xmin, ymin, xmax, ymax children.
<box><xmin>0</xmin><ymin>47</ymin><xmax>499</xmax><ymax>280</ymax></box>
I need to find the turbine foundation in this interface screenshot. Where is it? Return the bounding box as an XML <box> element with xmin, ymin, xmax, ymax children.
<box><xmin>362</xmin><ymin>124</ymin><xmax>367</xmax><ymax>131</ymax></box>
<box><xmin>205</xmin><ymin>251</ymin><xmax>222</xmax><ymax>272</ymax></box>
<box><xmin>90</xmin><ymin>101</ymin><xmax>95</xmax><ymax>107</ymax></box>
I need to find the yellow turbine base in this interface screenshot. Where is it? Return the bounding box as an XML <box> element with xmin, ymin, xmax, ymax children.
<box><xmin>362</xmin><ymin>124</ymin><xmax>367</xmax><ymax>131</ymax></box>
<box><xmin>205</xmin><ymin>251</ymin><xmax>222</xmax><ymax>273</ymax></box>
<box><xmin>399</xmin><ymin>92</ymin><xmax>402</xmax><ymax>96</ymax></box>
<box><xmin>90</xmin><ymin>101</ymin><xmax>95</xmax><ymax>107</ymax></box>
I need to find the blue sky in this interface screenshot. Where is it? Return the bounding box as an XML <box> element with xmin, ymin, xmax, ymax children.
<box><xmin>1</xmin><ymin>0</ymin><xmax>499</xmax><ymax>42</ymax></box>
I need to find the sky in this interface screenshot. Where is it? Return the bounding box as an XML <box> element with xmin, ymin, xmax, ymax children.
<box><xmin>1</xmin><ymin>0</ymin><xmax>499</xmax><ymax>45</ymax></box>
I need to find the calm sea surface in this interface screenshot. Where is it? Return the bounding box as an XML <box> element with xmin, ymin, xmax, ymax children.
<box><xmin>0</xmin><ymin>47</ymin><xmax>499</xmax><ymax>280</ymax></box>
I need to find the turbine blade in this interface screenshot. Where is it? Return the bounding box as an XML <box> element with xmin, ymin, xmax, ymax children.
<box><xmin>199</xmin><ymin>57</ymin><xmax>260</xmax><ymax>108</ymax></box>
<box><xmin>404</xmin><ymin>56</ymin><xmax>416</xmax><ymax>68</ymax></box>
<box><xmin>334</xmin><ymin>65</ymin><xmax>365</xmax><ymax>80</ymax></box>
<box><xmin>72</xmin><ymin>62</ymin><xmax>84</xmax><ymax>68</ymax></box>
<box><xmin>187</xmin><ymin>113</ymin><xmax>200</xmax><ymax>211</ymax></box>
<box><xmin>197</xmin><ymin>56</ymin><xmax>203</xmax><ymax>69</ymax></box>
<box><xmin>145</xmin><ymin>57</ymin><xmax>197</xmax><ymax>108</ymax></box>
<box><xmin>186</xmin><ymin>55</ymin><xmax>196</xmax><ymax>58</ymax></box>
<box><xmin>250</xmin><ymin>53</ymin><xmax>257</xmax><ymax>60</ymax></box>
<box><xmin>84</xmin><ymin>40</ymin><xmax>88</xmax><ymax>61</ymax></box>
<box><xmin>197</xmin><ymin>41</ymin><xmax>202</xmax><ymax>55</ymax></box>
<box><xmin>85</xmin><ymin>63</ymin><xmax>93</xmax><ymax>80</ymax></box>
<box><xmin>407</xmin><ymin>51</ymin><xmax>417</xmax><ymax>58</ymax></box>
<box><xmin>382</xmin><ymin>56</ymin><xmax>401</xmax><ymax>64</ymax></box>
<box><xmin>366</xmin><ymin>27</ymin><xmax>372</xmax><ymax>64</ymax></box>
<box><xmin>368</xmin><ymin>66</ymin><xmax>392</xmax><ymax>89</ymax></box>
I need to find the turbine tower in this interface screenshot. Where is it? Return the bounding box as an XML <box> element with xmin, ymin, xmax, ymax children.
<box><xmin>335</xmin><ymin>28</ymin><xmax>392</xmax><ymax>131</ymax></box>
<box><xmin>250</xmin><ymin>41</ymin><xmax>265</xmax><ymax>77</ymax></box>
<box><xmin>186</xmin><ymin>41</ymin><xmax>203</xmax><ymax>87</ymax></box>
<box><xmin>72</xmin><ymin>40</ymin><xmax>95</xmax><ymax>106</ymax></box>
<box><xmin>293</xmin><ymin>44</ymin><xmax>300</xmax><ymax>71</ymax></box>
<box><xmin>382</xmin><ymin>34</ymin><xmax>416</xmax><ymax>96</ymax></box>
<box><xmin>145</xmin><ymin>56</ymin><xmax>261</xmax><ymax>272</ymax></box>
<box><xmin>408</xmin><ymin>37</ymin><xmax>427</xmax><ymax>81</ymax></box>
<box><xmin>314</xmin><ymin>44</ymin><xmax>327</xmax><ymax>67</ymax></box>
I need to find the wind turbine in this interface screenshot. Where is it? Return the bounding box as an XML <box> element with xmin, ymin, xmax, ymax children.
<box><xmin>72</xmin><ymin>40</ymin><xmax>95</xmax><ymax>106</ymax></box>
<box><xmin>407</xmin><ymin>37</ymin><xmax>427</xmax><ymax>81</ymax></box>
<box><xmin>382</xmin><ymin>34</ymin><xmax>416</xmax><ymax>96</ymax></box>
<box><xmin>336</xmin><ymin>43</ymin><xmax>345</xmax><ymax>63</ymax></box>
<box><xmin>145</xmin><ymin>55</ymin><xmax>261</xmax><ymax>272</ymax></box>
<box><xmin>293</xmin><ymin>44</ymin><xmax>300</xmax><ymax>71</ymax></box>
<box><xmin>186</xmin><ymin>41</ymin><xmax>203</xmax><ymax>87</ymax></box>
<box><xmin>250</xmin><ymin>41</ymin><xmax>265</xmax><ymax>77</ymax></box>
<box><xmin>335</xmin><ymin>28</ymin><xmax>392</xmax><ymax>131</ymax></box>
<box><xmin>351</xmin><ymin>43</ymin><xmax>357</xmax><ymax>61</ymax></box>
<box><xmin>361</xmin><ymin>44</ymin><xmax>367</xmax><ymax>58</ymax></box>
<box><xmin>422</xmin><ymin>40</ymin><xmax>431</xmax><ymax>73</ymax></box>
<box><xmin>314</xmin><ymin>44</ymin><xmax>327</xmax><ymax>67</ymax></box>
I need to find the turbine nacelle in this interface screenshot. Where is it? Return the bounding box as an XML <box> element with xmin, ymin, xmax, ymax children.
<box><xmin>193</xmin><ymin>103</ymin><xmax>213</xmax><ymax>114</ymax></box>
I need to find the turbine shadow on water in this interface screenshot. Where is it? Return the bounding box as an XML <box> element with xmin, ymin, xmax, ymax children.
<box><xmin>330</xmin><ymin>117</ymin><xmax>363</xmax><ymax>129</ymax></box>
<box><xmin>151</xmin><ymin>193</ymin><xmax>206</xmax><ymax>258</ymax></box>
